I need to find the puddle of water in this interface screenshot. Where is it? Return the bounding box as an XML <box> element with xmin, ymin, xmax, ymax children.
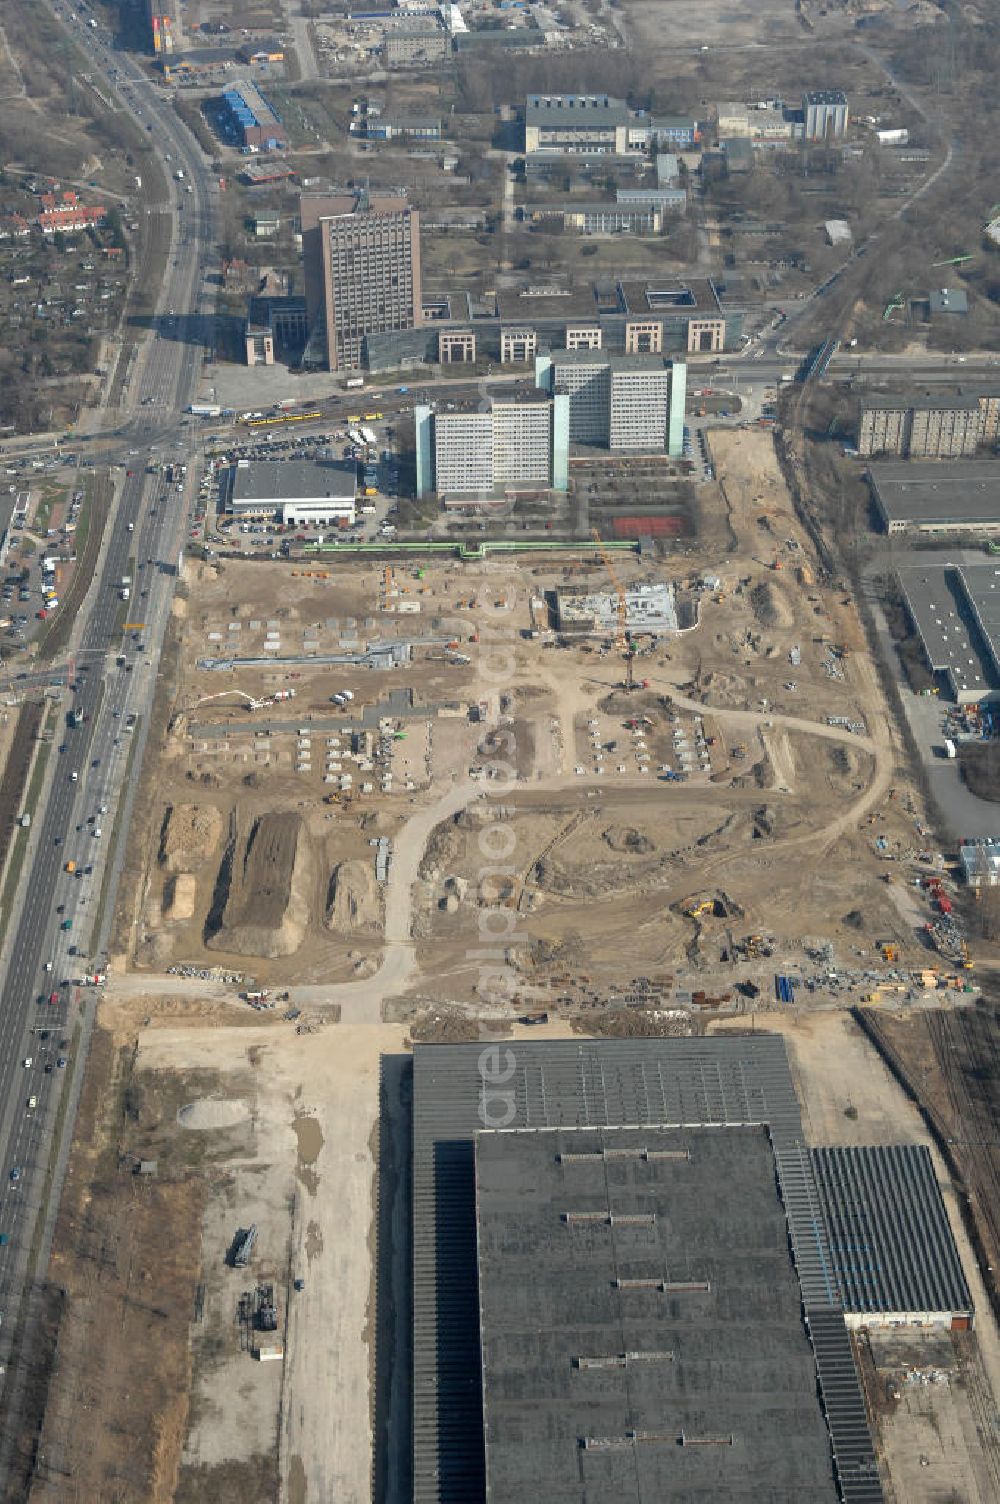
<box><xmin>287</xmin><ymin>1454</ymin><xmax>307</xmax><ymax>1504</ymax></box>
<box><xmin>305</xmin><ymin>1218</ymin><xmax>324</xmax><ymax>1262</ymax></box>
<box><xmin>293</xmin><ymin>1114</ymin><xmax>324</xmax><ymax>1166</ymax></box>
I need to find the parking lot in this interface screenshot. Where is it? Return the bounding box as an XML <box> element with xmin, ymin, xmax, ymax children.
<box><xmin>203</xmin><ymin>417</ymin><xmax>401</xmax><ymax>551</ymax></box>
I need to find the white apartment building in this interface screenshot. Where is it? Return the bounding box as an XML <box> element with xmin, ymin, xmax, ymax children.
<box><xmin>537</xmin><ymin>350</ymin><xmax>687</xmax><ymax>456</ymax></box>
<box><xmin>414</xmin><ymin>395</ymin><xmax>569</xmax><ymax>498</ymax></box>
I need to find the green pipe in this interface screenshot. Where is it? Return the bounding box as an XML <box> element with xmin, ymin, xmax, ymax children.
<box><xmin>305</xmin><ymin>539</ymin><xmax>638</xmax><ymax>559</ymax></box>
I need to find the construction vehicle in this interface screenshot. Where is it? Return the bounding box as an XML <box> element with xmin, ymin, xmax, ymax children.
<box><xmin>191</xmin><ymin>689</ymin><xmax>295</xmax><ymax>715</ymax></box>
<box><xmin>230</xmin><ymin>1225</ymin><xmax>257</xmax><ymax>1268</ymax></box>
<box><xmin>878</xmin><ymin>942</ymin><xmax>899</xmax><ymax>963</ymax></box>
<box><xmin>256</xmin><ymin>1284</ymin><xmax>278</xmax><ymax>1331</ymax></box>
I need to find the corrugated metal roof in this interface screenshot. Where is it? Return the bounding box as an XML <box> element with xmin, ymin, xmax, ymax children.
<box><xmin>812</xmin><ymin>1144</ymin><xmax>972</xmax><ymax>1318</ymax></box>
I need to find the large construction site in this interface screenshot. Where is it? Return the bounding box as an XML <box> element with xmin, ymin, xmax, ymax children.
<box><xmin>115</xmin><ymin>428</ymin><xmax>970</xmax><ymax>1010</ymax></box>
<box><xmin>24</xmin><ymin>426</ymin><xmax>1000</xmax><ymax>1504</ymax></box>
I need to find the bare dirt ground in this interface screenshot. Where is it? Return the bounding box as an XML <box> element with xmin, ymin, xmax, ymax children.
<box><xmin>625</xmin><ymin>0</ymin><xmax>804</xmax><ymax>51</ymax></box>
<box><xmin>124</xmin><ymin>436</ymin><xmax>934</xmax><ymax>1023</ymax></box>
<box><xmin>38</xmin><ymin>422</ymin><xmax>999</xmax><ymax>1503</ymax></box>
<box><xmin>34</xmin><ymin>996</ymin><xmax>408</xmax><ymax>1504</ymax></box>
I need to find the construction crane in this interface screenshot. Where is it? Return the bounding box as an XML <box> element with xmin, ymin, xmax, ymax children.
<box><xmin>882</xmin><ymin>290</ymin><xmax>905</xmax><ymax>322</ymax></box>
<box><xmin>590</xmin><ymin>528</ymin><xmax>635</xmax><ymax>689</ymax></box>
<box><xmin>930</xmin><ymin>254</ymin><xmax>973</xmax><ymax>268</ymax></box>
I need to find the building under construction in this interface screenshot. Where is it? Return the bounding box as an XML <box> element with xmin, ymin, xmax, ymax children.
<box><xmin>554</xmin><ymin>581</ymin><xmax>677</xmax><ymax>635</ymax></box>
<box><xmin>410</xmin><ymin>1036</ymin><xmax>974</xmax><ymax>1503</ymax></box>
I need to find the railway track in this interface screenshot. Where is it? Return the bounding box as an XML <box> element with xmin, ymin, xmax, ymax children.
<box><xmin>926</xmin><ymin>1006</ymin><xmax>1000</xmax><ymax>1285</ymax></box>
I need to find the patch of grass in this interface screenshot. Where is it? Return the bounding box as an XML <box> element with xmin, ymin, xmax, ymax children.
<box><xmin>91</xmin><ymin>703</ymin><xmax>133</xmax><ymax>946</ymax></box>
<box><xmin>24</xmin><ymin>1017</ymin><xmax>84</xmax><ymax>1283</ymax></box>
<box><xmin>37</xmin><ymin>474</ymin><xmax>107</xmax><ymax>660</ymax></box>
<box><xmin>33</xmin><ymin>488</ymin><xmax>60</xmax><ymax>534</ymax></box>
<box><xmin>0</xmin><ymin>708</ymin><xmax>56</xmax><ymax>953</ymax></box>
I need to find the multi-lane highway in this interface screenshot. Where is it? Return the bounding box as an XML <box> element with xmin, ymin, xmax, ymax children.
<box><xmin>0</xmin><ymin>6</ymin><xmax>218</xmax><ymax>1474</ymax></box>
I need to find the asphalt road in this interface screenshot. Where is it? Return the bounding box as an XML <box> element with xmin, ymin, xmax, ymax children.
<box><xmin>0</xmin><ymin>6</ymin><xmax>217</xmax><ymax>1472</ymax></box>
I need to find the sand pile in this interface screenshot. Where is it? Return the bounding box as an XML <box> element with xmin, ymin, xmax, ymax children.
<box><xmin>207</xmin><ymin>812</ymin><xmax>312</xmax><ymax>957</ymax></box>
<box><xmin>177</xmin><ymin>1098</ymin><xmax>250</xmax><ymax>1130</ymax></box>
<box><xmin>749</xmin><ymin>581</ymin><xmax>794</xmax><ymax>629</ymax></box>
<box><xmin>159</xmin><ymin>804</ymin><xmax>223</xmax><ymax>873</ymax></box>
<box><xmin>326</xmin><ymin>860</ymin><xmax>382</xmax><ymax>934</ymax></box>
<box><xmin>162</xmin><ymin>872</ymin><xmax>197</xmax><ymax>921</ymax></box>
<box><xmin>419</xmin><ymin>818</ymin><xmax>465</xmax><ymax>880</ymax></box>
<box><xmin>602</xmin><ymin>825</ymin><xmax>655</xmax><ymax>855</ymax></box>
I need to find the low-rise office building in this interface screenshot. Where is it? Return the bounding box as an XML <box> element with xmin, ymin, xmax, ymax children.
<box><xmin>616</xmin><ymin>186</ymin><xmax>687</xmax><ymax>212</ymax></box>
<box><xmin>226</xmin><ymin>458</ymin><xmax>357</xmax><ymax>525</ymax></box>
<box><xmin>524</xmin><ymin>96</ymin><xmax>700</xmax><ymax>157</ymax></box>
<box><xmin>524</xmin><ymin>94</ymin><xmax>630</xmax><ymax>155</ymax></box>
<box><xmin>870</xmin><ymin>459</ymin><xmax>1000</xmax><ymax>533</ymax></box>
<box><xmin>414</xmin><ymin>393</ymin><xmax>569</xmax><ymax>499</ymax></box>
<box><xmin>366</xmin><ymin>116</ymin><xmax>442</xmax><ymax>141</ymax></box>
<box><xmin>384</xmin><ymin>25</ymin><xmax>450</xmax><ymax>66</ymax></box>
<box><xmin>522</xmin><ymin>202</ymin><xmax>663</xmax><ymax>234</ymax></box>
<box><xmin>363</xmin><ymin>277</ymin><xmax>738</xmax><ymax>371</ymax></box>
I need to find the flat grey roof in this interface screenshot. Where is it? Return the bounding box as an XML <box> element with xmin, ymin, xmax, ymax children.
<box><xmin>526</xmin><ymin>94</ymin><xmax>628</xmax><ymax>129</ymax></box>
<box><xmin>412</xmin><ymin>1037</ymin><xmax>883</xmax><ymax>1504</ymax></box>
<box><xmin>813</xmin><ymin>1145</ymin><xmax>972</xmax><ymax>1318</ymax></box>
<box><xmin>477</xmin><ymin>1125</ymin><xmax>841</xmax><ymax>1504</ymax></box>
<box><xmin>896</xmin><ymin>566</ymin><xmax>989</xmax><ymax>695</ymax></box>
<box><xmin>861</xmin><ymin>388</ymin><xmax>989</xmax><ymax>413</ymax></box>
<box><xmin>869</xmin><ymin>459</ymin><xmax>1000</xmax><ymax>525</ymax></box>
<box><xmin>550</xmin><ymin>350</ymin><xmax>671</xmax><ymax>372</ymax></box>
<box><xmin>537</xmin><ymin>202</ymin><xmax>661</xmax><ymax>216</ymax></box>
<box><xmin>930</xmin><ymin>287</ymin><xmax>968</xmax><ymax>315</ymax></box>
<box><xmin>169</xmin><ymin>46</ymin><xmax>237</xmax><ymax>64</ymax></box>
<box><xmin>230</xmin><ymin>458</ymin><xmax>356</xmax><ymax>503</ymax></box>
<box><xmin>953</xmin><ymin>563</ymin><xmax>1000</xmax><ymax>684</ymax></box>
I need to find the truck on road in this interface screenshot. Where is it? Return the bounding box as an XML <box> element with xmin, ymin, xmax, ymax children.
<box><xmin>188</xmin><ymin>403</ymin><xmax>222</xmax><ymax>418</ymax></box>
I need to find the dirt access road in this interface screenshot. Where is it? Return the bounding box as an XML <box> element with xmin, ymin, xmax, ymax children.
<box><xmin>112</xmin><ymin>676</ymin><xmax>892</xmax><ymax>1019</ymax></box>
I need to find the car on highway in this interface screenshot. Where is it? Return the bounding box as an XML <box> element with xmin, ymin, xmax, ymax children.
<box><xmin>22</xmin><ymin>1058</ymin><xmax>32</xmax><ymax>1069</ymax></box>
<box><xmin>57</xmin><ymin>1058</ymin><xmax>67</xmax><ymax>1070</ymax></box>
<box><xmin>9</xmin><ymin>1169</ymin><xmax>21</xmax><ymax>1185</ymax></box>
